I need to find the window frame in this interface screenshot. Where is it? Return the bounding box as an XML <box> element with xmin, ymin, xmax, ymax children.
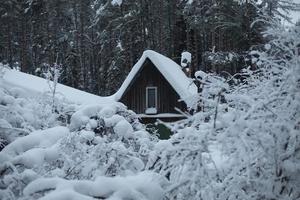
<box><xmin>145</xmin><ymin>86</ymin><xmax>158</xmax><ymax>110</ymax></box>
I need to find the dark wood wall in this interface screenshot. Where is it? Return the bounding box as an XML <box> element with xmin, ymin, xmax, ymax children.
<box><xmin>120</xmin><ymin>58</ymin><xmax>186</xmax><ymax>114</ymax></box>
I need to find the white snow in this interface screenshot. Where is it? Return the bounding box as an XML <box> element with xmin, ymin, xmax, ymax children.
<box><xmin>194</xmin><ymin>70</ymin><xmax>207</xmax><ymax>80</ymax></box>
<box><xmin>69</xmin><ymin>104</ymin><xmax>103</xmax><ymax>131</ymax></box>
<box><xmin>80</xmin><ymin>130</ymin><xmax>95</xmax><ymax>143</ymax></box>
<box><xmin>0</xmin><ymin>119</ymin><xmax>12</xmax><ymax>129</ymax></box>
<box><xmin>69</xmin><ymin>103</ymin><xmax>124</xmax><ymax>131</ymax></box>
<box><xmin>181</xmin><ymin>51</ymin><xmax>192</xmax><ymax>68</ymax></box>
<box><xmin>111</xmin><ymin>0</ymin><xmax>122</xmax><ymax>6</ymax></box>
<box><xmin>145</xmin><ymin>107</ymin><xmax>157</xmax><ymax>114</ymax></box>
<box><xmin>100</xmin><ymin>106</ymin><xmax>117</xmax><ymax>118</ymax></box>
<box><xmin>0</xmin><ymin>126</ymin><xmax>69</xmax><ymax>167</ymax></box>
<box><xmin>264</xmin><ymin>43</ymin><xmax>271</xmax><ymax>50</ymax></box>
<box><xmin>114</xmin><ymin>120</ymin><xmax>134</xmax><ymax>138</ymax></box>
<box><xmin>114</xmin><ymin>50</ymin><xmax>198</xmax><ymax>107</ymax></box>
<box><xmin>187</xmin><ymin>0</ymin><xmax>194</xmax><ymax>4</ymax></box>
<box><xmin>104</xmin><ymin>114</ymin><xmax>126</xmax><ymax>127</ymax></box>
<box><xmin>1</xmin><ymin>126</ymin><xmax>68</xmax><ymax>156</ymax></box>
<box><xmin>2</xmin><ymin>68</ymin><xmax>114</xmax><ymax>105</ymax></box>
<box><xmin>12</xmin><ymin>145</ymin><xmax>59</xmax><ymax>168</ymax></box>
<box><xmin>24</xmin><ymin>172</ymin><xmax>165</xmax><ymax>200</ymax></box>
<box><xmin>137</xmin><ymin>113</ymin><xmax>184</xmax><ymax>118</ymax></box>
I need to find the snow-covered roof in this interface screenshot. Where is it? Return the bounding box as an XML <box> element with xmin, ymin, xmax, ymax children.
<box><xmin>114</xmin><ymin>50</ymin><xmax>198</xmax><ymax>106</ymax></box>
<box><xmin>2</xmin><ymin>68</ymin><xmax>114</xmax><ymax>105</ymax></box>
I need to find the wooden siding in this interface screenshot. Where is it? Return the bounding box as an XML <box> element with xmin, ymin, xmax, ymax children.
<box><xmin>120</xmin><ymin>58</ymin><xmax>186</xmax><ymax>114</ymax></box>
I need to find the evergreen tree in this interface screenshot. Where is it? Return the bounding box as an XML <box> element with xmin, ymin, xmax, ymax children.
<box><xmin>0</xmin><ymin>0</ymin><xmax>298</xmax><ymax>95</ymax></box>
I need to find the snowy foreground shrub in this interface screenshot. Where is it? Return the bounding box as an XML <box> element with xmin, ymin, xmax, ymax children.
<box><xmin>222</xmin><ymin>23</ymin><xmax>300</xmax><ymax>200</ymax></box>
<box><xmin>0</xmin><ymin>71</ymin><xmax>73</xmax><ymax>150</ymax></box>
<box><xmin>0</xmin><ymin>103</ymin><xmax>165</xmax><ymax>200</ymax></box>
<box><xmin>157</xmin><ymin>23</ymin><xmax>300</xmax><ymax>200</ymax></box>
<box><xmin>23</xmin><ymin>172</ymin><xmax>165</xmax><ymax>200</ymax></box>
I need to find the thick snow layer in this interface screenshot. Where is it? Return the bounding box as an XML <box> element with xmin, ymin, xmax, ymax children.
<box><xmin>69</xmin><ymin>103</ymin><xmax>125</xmax><ymax>131</ymax></box>
<box><xmin>2</xmin><ymin>68</ymin><xmax>114</xmax><ymax>105</ymax></box>
<box><xmin>137</xmin><ymin>113</ymin><xmax>184</xmax><ymax>118</ymax></box>
<box><xmin>0</xmin><ymin>126</ymin><xmax>69</xmax><ymax>167</ymax></box>
<box><xmin>0</xmin><ymin>119</ymin><xmax>12</xmax><ymax>128</ymax></box>
<box><xmin>111</xmin><ymin>0</ymin><xmax>122</xmax><ymax>6</ymax></box>
<box><xmin>113</xmin><ymin>120</ymin><xmax>134</xmax><ymax>138</ymax></box>
<box><xmin>2</xmin><ymin>126</ymin><xmax>68</xmax><ymax>156</ymax></box>
<box><xmin>145</xmin><ymin>107</ymin><xmax>157</xmax><ymax>114</ymax></box>
<box><xmin>181</xmin><ymin>51</ymin><xmax>192</xmax><ymax>67</ymax></box>
<box><xmin>12</xmin><ymin>145</ymin><xmax>60</xmax><ymax>168</ymax></box>
<box><xmin>194</xmin><ymin>70</ymin><xmax>207</xmax><ymax>80</ymax></box>
<box><xmin>0</xmin><ymin>83</ymin><xmax>55</xmax><ymax>132</ymax></box>
<box><xmin>114</xmin><ymin>50</ymin><xmax>198</xmax><ymax>107</ymax></box>
<box><xmin>24</xmin><ymin>172</ymin><xmax>165</xmax><ymax>200</ymax></box>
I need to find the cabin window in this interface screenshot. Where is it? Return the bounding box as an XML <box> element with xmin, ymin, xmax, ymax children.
<box><xmin>146</xmin><ymin>87</ymin><xmax>157</xmax><ymax>114</ymax></box>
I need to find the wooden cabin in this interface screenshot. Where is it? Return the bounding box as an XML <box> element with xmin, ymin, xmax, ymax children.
<box><xmin>114</xmin><ymin>50</ymin><xmax>198</xmax><ymax>123</ymax></box>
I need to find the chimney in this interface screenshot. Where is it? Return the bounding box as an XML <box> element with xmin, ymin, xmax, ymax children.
<box><xmin>181</xmin><ymin>51</ymin><xmax>192</xmax><ymax>77</ymax></box>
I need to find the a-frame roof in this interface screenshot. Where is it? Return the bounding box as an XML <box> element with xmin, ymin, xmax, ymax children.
<box><xmin>114</xmin><ymin>50</ymin><xmax>198</xmax><ymax>107</ymax></box>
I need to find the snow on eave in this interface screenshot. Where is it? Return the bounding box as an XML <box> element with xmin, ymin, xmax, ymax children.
<box><xmin>114</xmin><ymin>50</ymin><xmax>198</xmax><ymax>107</ymax></box>
<box><xmin>137</xmin><ymin>113</ymin><xmax>186</xmax><ymax>118</ymax></box>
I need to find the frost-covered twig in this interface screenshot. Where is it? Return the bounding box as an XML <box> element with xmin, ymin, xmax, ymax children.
<box><xmin>43</xmin><ymin>62</ymin><xmax>62</xmax><ymax>113</ymax></box>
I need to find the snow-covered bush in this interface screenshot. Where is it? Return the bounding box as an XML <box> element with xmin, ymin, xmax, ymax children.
<box><xmin>217</xmin><ymin>22</ymin><xmax>300</xmax><ymax>200</ymax></box>
<box><xmin>0</xmin><ymin>82</ymin><xmax>74</xmax><ymax>150</ymax></box>
<box><xmin>0</xmin><ymin>126</ymin><xmax>69</xmax><ymax>199</ymax></box>
<box><xmin>0</xmin><ymin>63</ymin><xmax>9</xmax><ymax>79</ymax></box>
<box><xmin>146</xmin><ymin>127</ymin><xmax>223</xmax><ymax>200</ymax></box>
<box><xmin>43</xmin><ymin>62</ymin><xmax>62</xmax><ymax>113</ymax></box>
<box><xmin>23</xmin><ymin>171</ymin><xmax>165</xmax><ymax>200</ymax></box>
<box><xmin>0</xmin><ymin>102</ymin><xmax>163</xmax><ymax>200</ymax></box>
<box><xmin>58</xmin><ymin>103</ymin><xmax>157</xmax><ymax>179</ymax></box>
<box><xmin>153</xmin><ymin>22</ymin><xmax>300</xmax><ymax>200</ymax></box>
<box><xmin>147</xmin><ymin>71</ymin><xmax>232</xmax><ymax>199</ymax></box>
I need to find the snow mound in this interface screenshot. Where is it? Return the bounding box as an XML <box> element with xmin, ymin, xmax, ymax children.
<box><xmin>0</xmin><ymin>126</ymin><xmax>69</xmax><ymax>167</ymax></box>
<box><xmin>24</xmin><ymin>171</ymin><xmax>165</xmax><ymax>200</ymax></box>
<box><xmin>69</xmin><ymin>104</ymin><xmax>104</xmax><ymax>131</ymax></box>
<box><xmin>2</xmin><ymin>126</ymin><xmax>69</xmax><ymax>155</ymax></box>
<box><xmin>69</xmin><ymin>103</ymin><xmax>130</xmax><ymax>132</ymax></box>
<box><xmin>194</xmin><ymin>70</ymin><xmax>207</xmax><ymax>80</ymax></box>
<box><xmin>114</xmin><ymin>119</ymin><xmax>134</xmax><ymax>139</ymax></box>
<box><xmin>69</xmin><ymin>103</ymin><xmax>143</xmax><ymax>141</ymax></box>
